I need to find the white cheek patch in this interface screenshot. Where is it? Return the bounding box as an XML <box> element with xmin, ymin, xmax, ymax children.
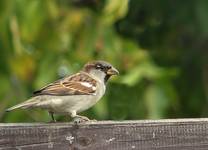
<box><xmin>80</xmin><ymin>82</ymin><xmax>96</xmax><ymax>90</ymax></box>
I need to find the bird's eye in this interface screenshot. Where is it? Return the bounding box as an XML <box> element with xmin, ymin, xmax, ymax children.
<box><xmin>96</xmin><ymin>64</ymin><xmax>103</xmax><ymax>69</ymax></box>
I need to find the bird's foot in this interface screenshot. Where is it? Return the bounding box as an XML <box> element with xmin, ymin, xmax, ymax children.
<box><xmin>91</xmin><ymin>119</ymin><xmax>97</xmax><ymax>122</ymax></box>
<box><xmin>73</xmin><ymin>115</ymin><xmax>90</xmax><ymax>124</ymax></box>
<box><xmin>48</xmin><ymin>111</ymin><xmax>56</xmax><ymax>123</ymax></box>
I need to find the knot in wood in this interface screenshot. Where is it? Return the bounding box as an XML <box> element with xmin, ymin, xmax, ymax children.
<box><xmin>77</xmin><ymin>136</ymin><xmax>92</xmax><ymax>146</ymax></box>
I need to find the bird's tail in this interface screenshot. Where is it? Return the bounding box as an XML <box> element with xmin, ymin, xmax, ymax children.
<box><xmin>5</xmin><ymin>97</ymin><xmax>41</xmax><ymax>112</ymax></box>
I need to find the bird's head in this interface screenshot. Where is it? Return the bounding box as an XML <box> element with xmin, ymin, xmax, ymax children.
<box><xmin>82</xmin><ymin>60</ymin><xmax>119</xmax><ymax>83</ymax></box>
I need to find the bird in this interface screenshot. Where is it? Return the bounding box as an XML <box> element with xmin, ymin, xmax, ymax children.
<box><xmin>6</xmin><ymin>60</ymin><xmax>119</xmax><ymax>123</ymax></box>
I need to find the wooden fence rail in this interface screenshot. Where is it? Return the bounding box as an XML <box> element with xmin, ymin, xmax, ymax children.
<box><xmin>1</xmin><ymin>119</ymin><xmax>208</xmax><ymax>150</ymax></box>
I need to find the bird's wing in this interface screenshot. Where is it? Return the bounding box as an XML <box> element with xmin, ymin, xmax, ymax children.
<box><xmin>33</xmin><ymin>72</ymin><xmax>97</xmax><ymax>96</ymax></box>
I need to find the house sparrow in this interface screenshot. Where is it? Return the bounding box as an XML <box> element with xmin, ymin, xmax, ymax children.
<box><xmin>6</xmin><ymin>60</ymin><xmax>119</xmax><ymax>123</ymax></box>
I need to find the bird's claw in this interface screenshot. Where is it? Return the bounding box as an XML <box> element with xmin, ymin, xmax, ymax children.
<box><xmin>73</xmin><ymin>116</ymin><xmax>90</xmax><ymax>124</ymax></box>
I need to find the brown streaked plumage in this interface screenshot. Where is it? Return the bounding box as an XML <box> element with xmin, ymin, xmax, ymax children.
<box><xmin>33</xmin><ymin>72</ymin><xmax>97</xmax><ymax>96</ymax></box>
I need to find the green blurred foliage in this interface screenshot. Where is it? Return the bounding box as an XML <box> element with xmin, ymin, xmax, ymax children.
<box><xmin>0</xmin><ymin>0</ymin><xmax>207</xmax><ymax>122</ymax></box>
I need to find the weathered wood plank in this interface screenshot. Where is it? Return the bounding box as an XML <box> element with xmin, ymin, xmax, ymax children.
<box><xmin>1</xmin><ymin>119</ymin><xmax>208</xmax><ymax>150</ymax></box>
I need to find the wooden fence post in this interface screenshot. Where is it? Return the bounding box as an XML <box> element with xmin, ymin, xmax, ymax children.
<box><xmin>0</xmin><ymin>119</ymin><xmax>208</xmax><ymax>149</ymax></box>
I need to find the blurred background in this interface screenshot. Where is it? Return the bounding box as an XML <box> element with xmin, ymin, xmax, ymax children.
<box><xmin>0</xmin><ymin>0</ymin><xmax>207</xmax><ymax>122</ymax></box>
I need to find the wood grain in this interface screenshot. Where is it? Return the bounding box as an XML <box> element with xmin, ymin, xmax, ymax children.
<box><xmin>1</xmin><ymin>119</ymin><xmax>208</xmax><ymax>150</ymax></box>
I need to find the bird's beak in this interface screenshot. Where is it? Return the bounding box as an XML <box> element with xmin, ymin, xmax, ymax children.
<box><xmin>107</xmin><ymin>67</ymin><xmax>119</xmax><ymax>75</ymax></box>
